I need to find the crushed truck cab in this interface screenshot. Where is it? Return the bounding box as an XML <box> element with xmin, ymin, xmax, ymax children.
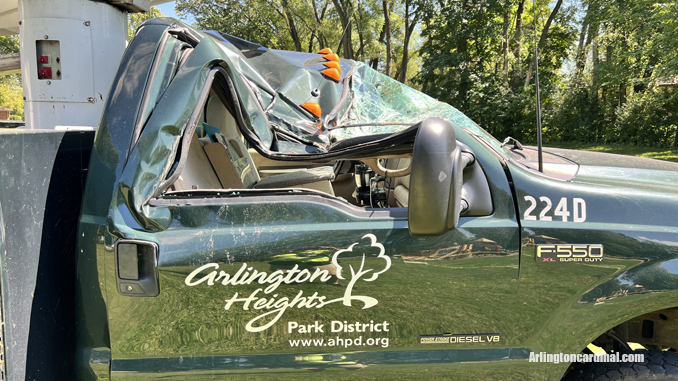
<box><xmin>1</xmin><ymin>17</ymin><xmax>677</xmax><ymax>380</ymax></box>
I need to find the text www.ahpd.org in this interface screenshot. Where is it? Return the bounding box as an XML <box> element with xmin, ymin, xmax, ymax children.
<box><xmin>288</xmin><ymin>320</ymin><xmax>390</xmax><ymax>348</ymax></box>
<box><xmin>288</xmin><ymin>336</ymin><xmax>390</xmax><ymax>348</ymax></box>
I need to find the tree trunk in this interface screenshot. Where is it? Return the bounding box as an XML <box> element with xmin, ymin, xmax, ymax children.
<box><xmin>574</xmin><ymin>19</ymin><xmax>589</xmax><ymax>78</ymax></box>
<box><xmin>524</xmin><ymin>0</ymin><xmax>564</xmax><ymax>89</ymax></box>
<box><xmin>458</xmin><ymin>0</ymin><xmax>470</xmax><ymax>108</ymax></box>
<box><xmin>635</xmin><ymin>54</ymin><xmax>657</xmax><ymax>94</ymax></box>
<box><xmin>602</xmin><ymin>44</ymin><xmax>614</xmax><ymax>106</ymax></box>
<box><xmin>580</xmin><ymin>21</ymin><xmax>597</xmax><ymax>75</ymax></box>
<box><xmin>618</xmin><ymin>83</ymin><xmax>626</xmax><ymax>107</ymax></box>
<box><xmin>398</xmin><ymin>26</ymin><xmax>413</xmax><ymax>84</ymax></box>
<box><xmin>501</xmin><ymin>0</ymin><xmax>510</xmax><ymax>85</ymax></box>
<box><xmin>306</xmin><ymin>0</ymin><xmax>328</xmax><ymax>51</ymax></box>
<box><xmin>618</xmin><ymin>35</ymin><xmax>628</xmax><ymax>107</ymax></box>
<box><xmin>398</xmin><ymin>0</ymin><xmax>418</xmax><ymax>84</ymax></box>
<box><xmin>510</xmin><ymin>0</ymin><xmax>526</xmax><ymax>90</ymax></box>
<box><xmin>383</xmin><ymin>0</ymin><xmax>393</xmax><ymax>76</ymax></box>
<box><xmin>591</xmin><ymin>24</ymin><xmax>600</xmax><ymax>92</ymax></box>
<box><xmin>332</xmin><ymin>0</ymin><xmax>354</xmax><ymax>59</ymax></box>
<box><xmin>308</xmin><ymin>33</ymin><xmax>315</xmax><ymax>53</ymax></box>
<box><xmin>354</xmin><ymin>10</ymin><xmax>366</xmax><ymax>60</ymax></box>
<box><xmin>575</xmin><ymin>4</ymin><xmax>595</xmax><ymax>77</ymax></box>
<box><xmin>281</xmin><ymin>0</ymin><xmax>302</xmax><ymax>51</ymax></box>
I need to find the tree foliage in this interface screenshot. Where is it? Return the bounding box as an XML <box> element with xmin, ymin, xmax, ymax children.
<box><xmin>170</xmin><ymin>0</ymin><xmax>677</xmax><ymax>146</ymax></box>
<box><xmin>0</xmin><ymin>35</ymin><xmax>22</xmax><ymax>120</ymax></box>
<box><xmin>549</xmin><ymin>0</ymin><xmax>678</xmax><ymax>146</ymax></box>
<box><xmin>0</xmin><ymin>76</ymin><xmax>24</xmax><ymax>120</ymax></box>
<box><xmin>0</xmin><ymin>36</ymin><xmax>19</xmax><ymax>55</ymax></box>
<box><xmin>176</xmin><ymin>0</ymin><xmax>425</xmax><ymax>83</ymax></box>
<box><xmin>129</xmin><ymin>6</ymin><xmax>164</xmax><ymax>40</ymax></box>
<box><xmin>412</xmin><ymin>0</ymin><xmax>677</xmax><ymax>146</ymax></box>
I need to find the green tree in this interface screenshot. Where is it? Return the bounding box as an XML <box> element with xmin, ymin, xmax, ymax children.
<box><xmin>0</xmin><ymin>36</ymin><xmax>19</xmax><ymax>55</ymax></box>
<box><xmin>129</xmin><ymin>6</ymin><xmax>164</xmax><ymax>40</ymax></box>
<box><xmin>417</xmin><ymin>0</ymin><xmax>506</xmax><ymax>111</ymax></box>
<box><xmin>0</xmin><ymin>76</ymin><xmax>24</xmax><ymax>120</ymax></box>
<box><xmin>550</xmin><ymin>0</ymin><xmax>678</xmax><ymax>146</ymax></box>
<box><xmin>176</xmin><ymin>0</ymin><xmax>423</xmax><ymax>83</ymax></box>
<box><xmin>177</xmin><ymin>0</ymin><xmax>306</xmax><ymax>50</ymax></box>
<box><xmin>416</xmin><ymin>0</ymin><xmax>575</xmax><ymax>142</ymax></box>
<box><xmin>0</xmin><ymin>35</ymin><xmax>22</xmax><ymax>120</ymax></box>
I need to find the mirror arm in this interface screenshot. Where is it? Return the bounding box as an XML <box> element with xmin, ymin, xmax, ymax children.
<box><xmin>461</xmin><ymin>151</ymin><xmax>476</xmax><ymax>168</ymax></box>
<box><xmin>460</xmin><ymin>199</ymin><xmax>469</xmax><ymax>213</ymax></box>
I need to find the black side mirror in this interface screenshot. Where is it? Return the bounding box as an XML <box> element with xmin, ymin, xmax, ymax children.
<box><xmin>408</xmin><ymin>117</ymin><xmax>464</xmax><ymax>237</ymax></box>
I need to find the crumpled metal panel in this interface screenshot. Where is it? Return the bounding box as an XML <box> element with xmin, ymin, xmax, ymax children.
<box><xmin>121</xmin><ymin>38</ymin><xmax>218</xmax><ymax>230</ymax></box>
<box><xmin>207</xmin><ymin>33</ymin><xmax>348</xmax><ymax>150</ymax></box>
<box><xmin>203</xmin><ymin>32</ymin><xmax>501</xmax><ymax>154</ymax></box>
<box><xmin>119</xmin><ymin>19</ymin><xmax>507</xmax><ymax>229</ymax></box>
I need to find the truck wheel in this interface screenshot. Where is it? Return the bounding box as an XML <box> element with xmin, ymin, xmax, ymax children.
<box><xmin>563</xmin><ymin>350</ymin><xmax>678</xmax><ymax>380</ymax></box>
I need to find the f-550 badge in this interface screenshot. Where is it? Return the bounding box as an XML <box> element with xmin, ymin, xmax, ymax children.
<box><xmin>536</xmin><ymin>244</ymin><xmax>604</xmax><ymax>262</ymax></box>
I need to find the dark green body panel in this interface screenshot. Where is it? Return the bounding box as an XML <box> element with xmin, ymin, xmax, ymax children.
<box><xmin>74</xmin><ymin>17</ymin><xmax>678</xmax><ymax>381</ymax></box>
<box><xmin>510</xmin><ymin>161</ymin><xmax>678</xmax><ymax>379</ymax></box>
<box><xmin>74</xmin><ymin>22</ymin><xmax>175</xmax><ymax>379</ymax></box>
<box><xmin>101</xmin><ymin>119</ymin><xmax>524</xmax><ymax>379</ymax></box>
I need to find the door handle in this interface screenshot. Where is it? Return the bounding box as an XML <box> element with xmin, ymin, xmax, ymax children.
<box><xmin>115</xmin><ymin>240</ymin><xmax>159</xmax><ymax>297</ymax></box>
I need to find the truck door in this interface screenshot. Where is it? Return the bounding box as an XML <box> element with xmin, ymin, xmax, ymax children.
<box><xmin>71</xmin><ymin>21</ymin><xmax>530</xmax><ymax>379</ymax></box>
<box><xmin>86</xmin><ymin>28</ymin><xmax>523</xmax><ymax>378</ymax></box>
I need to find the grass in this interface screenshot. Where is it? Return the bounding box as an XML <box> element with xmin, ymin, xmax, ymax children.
<box><xmin>541</xmin><ymin>142</ymin><xmax>678</xmax><ymax>163</ymax></box>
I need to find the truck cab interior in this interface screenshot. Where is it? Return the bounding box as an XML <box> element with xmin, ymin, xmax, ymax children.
<box><xmin>165</xmin><ymin>70</ymin><xmax>494</xmax><ymax>217</ymax></box>
<box><xmin>168</xmin><ymin>87</ymin><xmax>410</xmax><ymax>208</ymax></box>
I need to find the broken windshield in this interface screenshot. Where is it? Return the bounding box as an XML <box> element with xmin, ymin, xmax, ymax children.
<box><xmin>207</xmin><ymin>31</ymin><xmax>504</xmax><ymax>155</ymax></box>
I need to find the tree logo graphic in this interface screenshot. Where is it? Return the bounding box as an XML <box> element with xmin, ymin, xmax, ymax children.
<box><xmin>331</xmin><ymin>233</ymin><xmax>392</xmax><ymax>308</ymax></box>
<box><xmin>184</xmin><ymin>233</ymin><xmax>393</xmax><ymax>332</ymax></box>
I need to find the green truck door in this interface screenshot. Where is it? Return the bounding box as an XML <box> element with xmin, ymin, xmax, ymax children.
<box><xmin>104</xmin><ymin>132</ymin><xmax>523</xmax><ymax>379</ymax></box>
<box><xmin>98</xmin><ymin>33</ymin><xmax>524</xmax><ymax>378</ymax></box>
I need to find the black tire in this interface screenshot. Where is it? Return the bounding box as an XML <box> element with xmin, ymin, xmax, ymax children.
<box><xmin>563</xmin><ymin>350</ymin><xmax>678</xmax><ymax>380</ymax></box>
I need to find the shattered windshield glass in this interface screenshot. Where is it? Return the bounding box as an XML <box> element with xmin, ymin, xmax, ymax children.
<box><xmin>209</xmin><ymin>32</ymin><xmax>504</xmax><ymax>155</ymax></box>
<box><xmin>332</xmin><ymin>63</ymin><xmax>494</xmax><ymax>141</ymax></box>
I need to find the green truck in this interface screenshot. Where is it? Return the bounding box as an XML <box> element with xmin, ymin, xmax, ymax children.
<box><xmin>1</xmin><ymin>18</ymin><xmax>678</xmax><ymax>380</ymax></box>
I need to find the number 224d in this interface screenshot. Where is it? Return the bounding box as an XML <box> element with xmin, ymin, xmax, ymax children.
<box><xmin>523</xmin><ymin>196</ymin><xmax>587</xmax><ymax>223</ymax></box>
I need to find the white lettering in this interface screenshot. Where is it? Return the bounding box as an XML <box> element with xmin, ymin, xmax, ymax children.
<box><xmin>288</xmin><ymin>321</ymin><xmax>298</xmax><ymax>333</ymax></box>
<box><xmin>185</xmin><ymin>263</ymin><xmax>219</xmax><ymax>286</ymax></box>
<box><xmin>185</xmin><ymin>234</ymin><xmax>392</xmax><ymax>333</ymax></box>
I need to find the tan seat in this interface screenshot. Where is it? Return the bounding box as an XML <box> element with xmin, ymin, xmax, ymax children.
<box><xmin>384</xmin><ymin>158</ymin><xmax>411</xmax><ymax>207</ymax></box>
<box><xmin>203</xmin><ymin>93</ymin><xmax>260</xmax><ymax>188</ymax></box>
<box><xmin>193</xmin><ymin>92</ymin><xmax>335</xmax><ymax>195</ymax></box>
<box><xmin>173</xmin><ymin>131</ymin><xmax>223</xmax><ymax>191</ymax></box>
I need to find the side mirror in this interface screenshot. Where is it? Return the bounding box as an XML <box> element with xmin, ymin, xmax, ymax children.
<box><xmin>408</xmin><ymin>117</ymin><xmax>464</xmax><ymax>237</ymax></box>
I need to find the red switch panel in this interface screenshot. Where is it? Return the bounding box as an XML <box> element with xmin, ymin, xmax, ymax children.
<box><xmin>38</xmin><ymin>67</ymin><xmax>52</xmax><ymax>79</ymax></box>
<box><xmin>36</xmin><ymin>40</ymin><xmax>61</xmax><ymax>80</ymax></box>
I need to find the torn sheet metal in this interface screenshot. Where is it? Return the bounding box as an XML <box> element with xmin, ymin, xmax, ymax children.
<box><xmin>207</xmin><ymin>32</ymin><xmax>502</xmax><ymax>154</ymax></box>
<box><xmin>120</xmin><ymin>20</ymin><xmax>505</xmax><ymax>229</ymax></box>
